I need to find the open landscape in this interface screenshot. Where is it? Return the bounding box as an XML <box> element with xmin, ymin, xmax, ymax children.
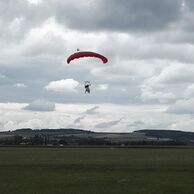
<box><xmin>1</xmin><ymin>147</ymin><xmax>194</xmax><ymax>194</ymax></box>
<box><xmin>1</xmin><ymin>1</ymin><xmax>194</xmax><ymax>193</ymax></box>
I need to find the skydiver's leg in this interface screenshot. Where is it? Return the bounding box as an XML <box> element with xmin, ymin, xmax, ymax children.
<box><xmin>85</xmin><ymin>88</ymin><xmax>90</xmax><ymax>94</ymax></box>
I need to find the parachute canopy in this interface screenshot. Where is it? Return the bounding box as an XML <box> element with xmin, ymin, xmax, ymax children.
<box><xmin>67</xmin><ymin>51</ymin><xmax>108</xmax><ymax>64</ymax></box>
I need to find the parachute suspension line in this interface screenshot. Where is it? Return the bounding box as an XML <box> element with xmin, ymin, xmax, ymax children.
<box><xmin>67</xmin><ymin>51</ymin><xmax>108</xmax><ymax>94</ymax></box>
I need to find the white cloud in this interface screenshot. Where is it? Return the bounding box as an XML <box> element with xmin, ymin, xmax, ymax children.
<box><xmin>166</xmin><ymin>98</ymin><xmax>194</xmax><ymax>114</ymax></box>
<box><xmin>9</xmin><ymin>17</ymin><xmax>25</xmax><ymax>36</ymax></box>
<box><xmin>4</xmin><ymin>119</ymin><xmax>44</xmax><ymax>131</ymax></box>
<box><xmin>0</xmin><ymin>73</ymin><xmax>6</xmax><ymax>79</ymax></box>
<box><xmin>140</xmin><ymin>85</ymin><xmax>176</xmax><ymax>103</ymax></box>
<box><xmin>184</xmin><ymin>84</ymin><xmax>194</xmax><ymax>98</ymax></box>
<box><xmin>146</xmin><ymin>62</ymin><xmax>194</xmax><ymax>86</ymax></box>
<box><xmin>21</xmin><ymin>17</ymin><xmax>67</xmax><ymax>57</ymax></box>
<box><xmin>121</xmin><ymin>88</ymin><xmax>127</xmax><ymax>92</ymax></box>
<box><xmin>23</xmin><ymin>99</ymin><xmax>55</xmax><ymax>112</ymax></box>
<box><xmin>45</xmin><ymin>79</ymin><xmax>79</xmax><ymax>92</ymax></box>
<box><xmin>91</xmin><ymin>59</ymin><xmax>157</xmax><ymax>79</ymax></box>
<box><xmin>0</xmin><ymin>102</ymin><xmax>194</xmax><ymax>132</ymax></box>
<box><xmin>1</xmin><ymin>0</ymin><xmax>194</xmax><ymax>132</ymax></box>
<box><xmin>13</xmin><ymin>83</ymin><xmax>27</xmax><ymax>88</ymax></box>
<box><xmin>96</xmin><ymin>84</ymin><xmax>108</xmax><ymax>90</ymax></box>
<box><xmin>26</xmin><ymin>0</ymin><xmax>42</xmax><ymax>5</ymax></box>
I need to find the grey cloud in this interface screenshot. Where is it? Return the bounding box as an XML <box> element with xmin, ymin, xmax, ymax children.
<box><xmin>85</xmin><ymin>106</ymin><xmax>99</xmax><ymax>114</ymax></box>
<box><xmin>0</xmin><ymin>0</ymin><xmax>191</xmax><ymax>46</ymax></box>
<box><xmin>1</xmin><ymin>0</ymin><xmax>183</xmax><ymax>34</ymax></box>
<box><xmin>185</xmin><ymin>0</ymin><xmax>194</xmax><ymax>11</ymax></box>
<box><xmin>23</xmin><ymin>99</ymin><xmax>55</xmax><ymax>112</ymax></box>
<box><xmin>54</xmin><ymin>0</ymin><xmax>182</xmax><ymax>32</ymax></box>
<box><xmin>95</xmin><ymin>118</ymin><xmax>124</xmax><ymax>129</ymax></box>
<box><xmin>127</xmin><ymin>120</ymin><xmax>145</xmax><ymax>129</ymax></box>
<box><xmin>0</xmin><ymin>0</ymin><xmax>48</xmax><ymax>42</ymax></box>
<box><xmin>74</xmin><ymin>106</ymin><xmax>99</xmax><ymax>124</ymax></box>
<box><xmin>0</xmin><ymin>0</ymin><xmax>193</xmax><ymax>107</ymax></box>
<box><xmin>2</xmin><ymin>0</ymin><xmax>194</xmax><ymax>132</ymax></box>
<box><xmin>126</xmin><ymin>120</ymin><xmax>171</xmax><ymax>131</ymax></box>
<box><xmin>74</xmin><ymin>116</ymin><xmax>85</xmax><ymax>124</ymax></box>
<box><xmin>140</xmin><ymin>85</ymin><xmax>176</xmax><ymax>103</ymax></box>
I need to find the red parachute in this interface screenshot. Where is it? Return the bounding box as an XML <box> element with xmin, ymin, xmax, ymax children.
<box><xmin>67</xmin><ymin>51</ymin><xmax>108</xmax><ymax>64</ymax></box>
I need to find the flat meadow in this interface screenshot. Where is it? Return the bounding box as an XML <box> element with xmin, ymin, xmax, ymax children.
<box><xmin>0</xmin><ymin>147</ymin><xmax>194</xmax><ymax>194</ymax></box>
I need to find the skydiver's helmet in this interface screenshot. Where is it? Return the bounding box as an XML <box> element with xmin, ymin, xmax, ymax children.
<box><xmin>84</xmin><ymin>81</ymin><xmax>91</xmax><ymax>87</ymax></box>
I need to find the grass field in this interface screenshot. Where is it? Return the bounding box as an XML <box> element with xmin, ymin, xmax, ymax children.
<box><xmin>0</xmin><ymin>147</ymin><xmax>194</xmax><ymax>194</ymax></box>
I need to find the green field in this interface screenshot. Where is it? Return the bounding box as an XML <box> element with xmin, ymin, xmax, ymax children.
<box><xmin>0</xmin><ymin>147</ymin><xmax>194</xmax><ymax>194</ymax></box>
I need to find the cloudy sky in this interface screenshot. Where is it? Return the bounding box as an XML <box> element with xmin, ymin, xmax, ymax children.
<box><xmin>0</xmin><ymin>0</ymin><xmax>194</xmax><ymax>132</ymax></box>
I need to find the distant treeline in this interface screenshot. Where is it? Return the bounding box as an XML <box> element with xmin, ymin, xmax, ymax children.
<box><xmin>1</xmin><ymin>128</ymin><xmax>194</xmax><ymax>146</ymax></box>
<box><xmin>0</xmin><ymin>128</ymin><xmax>93</xmax><ymax>136</ymax></box>
<box><xmin>0</xmin><ymin>134</ymin><xmax>186</xmax><ymax>146</ymax></box>
<box><xmin>136</xmin><ymin>129</ymin><xmax>194</xmax><ymax>141</ymax></box>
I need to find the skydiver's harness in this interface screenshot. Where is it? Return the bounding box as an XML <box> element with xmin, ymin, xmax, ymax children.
<box><xmin>85</xmin><ymin>81</ymin><xmax>91</xmax><ymax>94</ymax></box>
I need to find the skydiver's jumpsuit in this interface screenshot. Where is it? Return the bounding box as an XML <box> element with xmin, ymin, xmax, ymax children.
<box><xmin>85</xmin><ymin>84</ymin><xmax>91</xmax><ymax>94</ymax></box>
